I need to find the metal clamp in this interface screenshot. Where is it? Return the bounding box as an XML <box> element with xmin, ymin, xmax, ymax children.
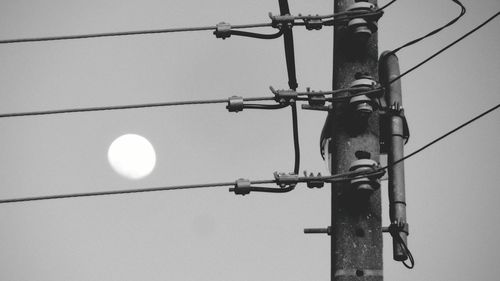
<box><xmin>383</xmin><ymin>221</ymin><xmax>409</xmax><ymax>236</ymax></box>
<box><xmin>214</xmin><ymin>22</ymin><xmax>232</xmax><ymax>39</ymax></box>
<box><xmin>303</xmin><ymin>16</ymin><xmax>323</xmax><ymax>30</ymax></box>
<box><xmin>303</xmin><ymin>171</ymin><xmax>325</xmax><ymax>189</ymax></box>
<box><xmin>274</xmin><ymin>172</ymin><xmax>299</xmax><ymax>188</ymax></box>
<box><xmin>388</xmin><ymin>103</ymin><xmax>410</xmax><ymax>143</ymax></box>
<box><xmin>301</xmin><ymin>88</ymin><xmax>332</xmax><ymax>111</ymax></box>
<box><xmin>230</xmin><ymin>178</ymin><xmax>252</xmax><ymax>195</ymax></box>
<box><xmin>229</xmin><ymin>173</ymin><xmax>298</xmax><ymax>196</ymax></box>
<box><xmin>269</xmin><ymin>13</ymin><xmax>295</xmax><ymax>29</ymax></box>
<box><xmin>226</xmin><ymin>96</ymin><xmax>244</xmax><ymax>112</ymax></box>
<box><xmin>270</xmin><ymin>86</ymin><xmax>298</xmax><ymax>105</ymax></box>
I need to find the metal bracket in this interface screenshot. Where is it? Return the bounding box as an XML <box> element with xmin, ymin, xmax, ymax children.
<box><xmin>379</xmin><ymin>102</ymin><xmax>410</xmax><ymax>153</ymax></box>
<box><xmin>230</xmin><ymin>178</ymin><xmax>252</xmax><ymax>195</ymax></box>
<box><xmin>269</xmin><ymin>13</ymin><xmax>295</xmax><ymax>29</ymax></box>
<box><xmin>303</xmin><ymin>16</ymin><xmax>323</xmax><ymax>30</ymax></box>
<box><xmin>270</xmin><ymin>86</ymin><xmax>298</xmax><ymax>105</ymax></box>
<box><xmin>274</xmin><ymin>172</ymin><xmax>298</xmax><ymax>188</ymax></box>
<box><xmin>301</xmin><ymin>88</ymin><xmax>332</xmax><ymax>111</ymax></box>
<box><xmin>303</xmin><ymin>171</ymin><xmax>325</xmax><ymax>188</ymax></box>
<box><xmin>214</xmin><ymin>22</ymin><xmax>232</xmax><ymax>39</ymax></box>
<box><xmin>383</xmin><ymin>221</ymin><xmax>410</xmax><ymax>236</ymax></box>
<box><xmin>226</xmin><ymin>96</ymin><xmax>244</xmax><ymax>112</ymax></box>
<box><xmin>388</xmin><ymin>103</ymin><xmax>410</xmax><ymax>143</ymax></box>
<box><xmin>304</xmin><ymin>226</ymin><xmax>332</xmax><ymax>235</ymax></box>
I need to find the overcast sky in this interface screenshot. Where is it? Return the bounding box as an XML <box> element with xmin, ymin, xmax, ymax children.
<box><xmin>0</xmin><ymin>0</ymin><xmax>499</xmax><ymax>280</ymax></box>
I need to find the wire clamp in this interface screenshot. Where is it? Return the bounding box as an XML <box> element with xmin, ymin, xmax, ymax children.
<box><xmin>214</xmin><ymin>22</ymin><xmax>232</xmax><ymax>39</ymax></box>
<box><xmin>301</xmin><ymin>88</ymin><xmax>331</xmax><ymax>111</ymax></box>
<box><xmin>303</xmin><ymin>15</ymin><xmax>324</xmax><ymax>30</ymax></box>
<box><xmin>383</xmin><ymin>221</ymin><xmax>409</xmax><ymax>236</ymax></box>
<box><xmin>226</xmin><ymin>96</ymin><xmax>244</xmax><ymax>112</ymax></box>
<box><xmin>229</xmin><ymin>178</ymin><xmax>252</xmax><ymax>195</ymax></box>
<box><xmin>269</xmin><ymin>13</ymin><xmax>295</xmax><ymax>29</ymax></box>
<box><xmin>274</xmin><ymin>172</ymin><xmax>299</xmax><ymax>188</ymax></box>
<box><xmin>303</xmin><ymin>171</ymin><xmax>325</xmax><ymax>188</ymax></box>
<box><xmin>388</xmin><ymin>102</ymin><xmax>410</xmax><ymax>143</ymax></box>
<box><xmin>270</xmin><ymin>86</ymin><xmax>298</xmax><ymax>105</ymax></box>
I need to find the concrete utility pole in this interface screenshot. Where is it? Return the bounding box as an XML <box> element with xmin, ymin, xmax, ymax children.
<box><xmin>328</xmin><ymin>0</ymin><xmax>383</xmax><ymax>280</ymax></box>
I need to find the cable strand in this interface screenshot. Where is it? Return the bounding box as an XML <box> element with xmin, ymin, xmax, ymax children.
<box><xmin>389</xmin><ymin>0</ymin><xmax>466</xmax><ymax>55</ymax></box>
<box><xmin>0</xmin><ymin>23</ymin><xmax>272</xmax><ymax>44</ymax></box>
<box><xmin>389</xmin><ymin>11</ymin><xmax>499</xmax><ymax>84</ymax></box>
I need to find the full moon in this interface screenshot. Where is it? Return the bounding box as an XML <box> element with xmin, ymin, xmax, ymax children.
<box><xmin>107</xmin><ymin>134</ymin><xmax>156</xmax><ymax>180</ymax></box>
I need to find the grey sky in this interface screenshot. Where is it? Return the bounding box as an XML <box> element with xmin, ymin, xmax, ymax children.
<box><xmin>0</xmin><ymin>0</ymin><xmax>499</xmax><ymax>280</ymax></box>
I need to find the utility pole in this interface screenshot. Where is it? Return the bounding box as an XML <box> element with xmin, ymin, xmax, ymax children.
<box><xmin>328</xmin><ymin>0</ymin><xmax>382</xmax><ymax>280</ymax></box>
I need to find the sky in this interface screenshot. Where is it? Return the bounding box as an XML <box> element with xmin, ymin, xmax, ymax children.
<box><xmin>0</xmin><ymin>0</ymin><xmax>498</xmax><ymax>280</ymax></box>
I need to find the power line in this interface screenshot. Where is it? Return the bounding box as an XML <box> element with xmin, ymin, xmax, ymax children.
<box><xmin>0</xmin><ymin>23</ymin><xmax>271</xmax><ymax>44</ymax></box>
<box><xmin>0</xmin><ymin>1</ymin><xmax>394</xmax><ymax>45</ymax></box>
<box><xmin>0</xmin><ymin>5</ymin><xmax>497</xmax><ymax>120</ymax></box>
<box><xmin>388</xmin><ymin>0</ymin><xmax>466</xmax><ymax>55</ymax></box>
<box><xmin>0</xmin><ymin>96</ymin><xmax>275</xmax><ymax>118</ymax></box>
<box><xmin>384</xmin><ymin>102</ymin><xmax>500</xmax><ymax>170</ymax></box>
<box><xmin>1</xmin><ymin>102</ymin><xmax>497</xmax><ymax>205</ymax></box>
<box><xmin>389</xmin><ymin>10</ymin><xmax>500</xmax><ymax>84</ymax></box>
<box><xmin>378</xmin><ymin>0</ymin><xmax>398</xmax><ymax>11</ymax></box>
<box><xmin>312</xmin><ymin>102</ymin><xmax>500</xmax><ymax>183</ymax></box>
<box><xmin>0</xmin><ymin>182</ymin><xmax>236</xmax><ymax>204</ymax></box>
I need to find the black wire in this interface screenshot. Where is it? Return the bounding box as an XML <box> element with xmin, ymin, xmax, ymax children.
<box><xmin>378</xmin><ymin>0</ymin><xmax>398</xmax><ymax>11</ymax></box>
<box><xmin>0</xmin><ymin>23</ymin><xmax>272</xmax><ymax>44</ymax></box>
<box><xmin>389</xmin><ymin>11</ymin><xmax>500</xmax><ymax>84</ymax></box>
<box><xmin>291</xmin><ymin>102</ymin><xmax>300</xmax><ymax>174</ymax></box>
<box><xmin>384</xmin><ymin>102</ymin><xmax>500</xmax><ymax>170</ymax></box>
<box><xmin>230</xmin><ymin>29</ymin><xmax>284</xmax><ymax>40</ymax></box>
<box><xmin>395</xmin><ymin>232</ymin><xmax>415</xmax><ymax>269</ymax></box>
<box><xmin>389</xmin><ymin>0</ymin><xmax>466</xmax><ymax>56</ymax></box>
<box><xmin>243</xmin><ymin>104</ymin><xmax>288</xmax><ymax>110</ymax></box>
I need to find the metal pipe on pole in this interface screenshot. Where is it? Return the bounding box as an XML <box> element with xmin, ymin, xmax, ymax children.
<box><xmin>379</xmin><ymin>51</ymin><xmax>409</xmax><ymax>262</ymax></box>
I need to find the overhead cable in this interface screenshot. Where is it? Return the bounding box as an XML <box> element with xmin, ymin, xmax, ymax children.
<box><xmin>0</xmin><ymin>181</ymin><xmax>237</xmax><ymax>204</ymax></box>
<box><xmin>0</xmin><ymin>23</ymin><xmax>272</xmax><ymax>44</ymax></box>
<box><xmin>389</xmin><ymin>10</ymin><xmax>500</xmax><ymax>84</ymax></box>
<box><xmin>0</xmin><ymin>96</ymin><xmax>274</xmax><ymax>119</ymax></box>
<box><xmin>389</xmin><ymin>0</ymin><xmax>466</xmax><ymax>55</ymax></box>
<box><xmin>378</xmin><ymin>0</ymin><xmax>398</xmax><ymax>11</ymax></box>
<box><xmin>2</xmin><ymin>102</ymin><xmax>497</xmax><ymax>205</ymax></box>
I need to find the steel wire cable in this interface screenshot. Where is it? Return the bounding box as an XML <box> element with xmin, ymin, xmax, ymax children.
<box><xmin>0</xmin><ymin>8</ymin><xmax>497</xmax><ymax>120</ymax></box>
<box><xmin>1</xmin><ymin>102</ymin><xmax>497</xmax><ymax>204</ymax></box>
<box><xmin>0</xmin><ymin>23</ymin><xmax>272</xmax><ymax>44</ymax></box>
<box><xmin>0</xmin><ymin>96</ymin><xmax>275</xmax><ymax>118</ymax></box>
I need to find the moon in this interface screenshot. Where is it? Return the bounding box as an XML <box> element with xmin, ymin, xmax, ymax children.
<box><xmin>107</xmin><ymin>134</ymin><xmax>156</xmax><ymax>180</ymax></box>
